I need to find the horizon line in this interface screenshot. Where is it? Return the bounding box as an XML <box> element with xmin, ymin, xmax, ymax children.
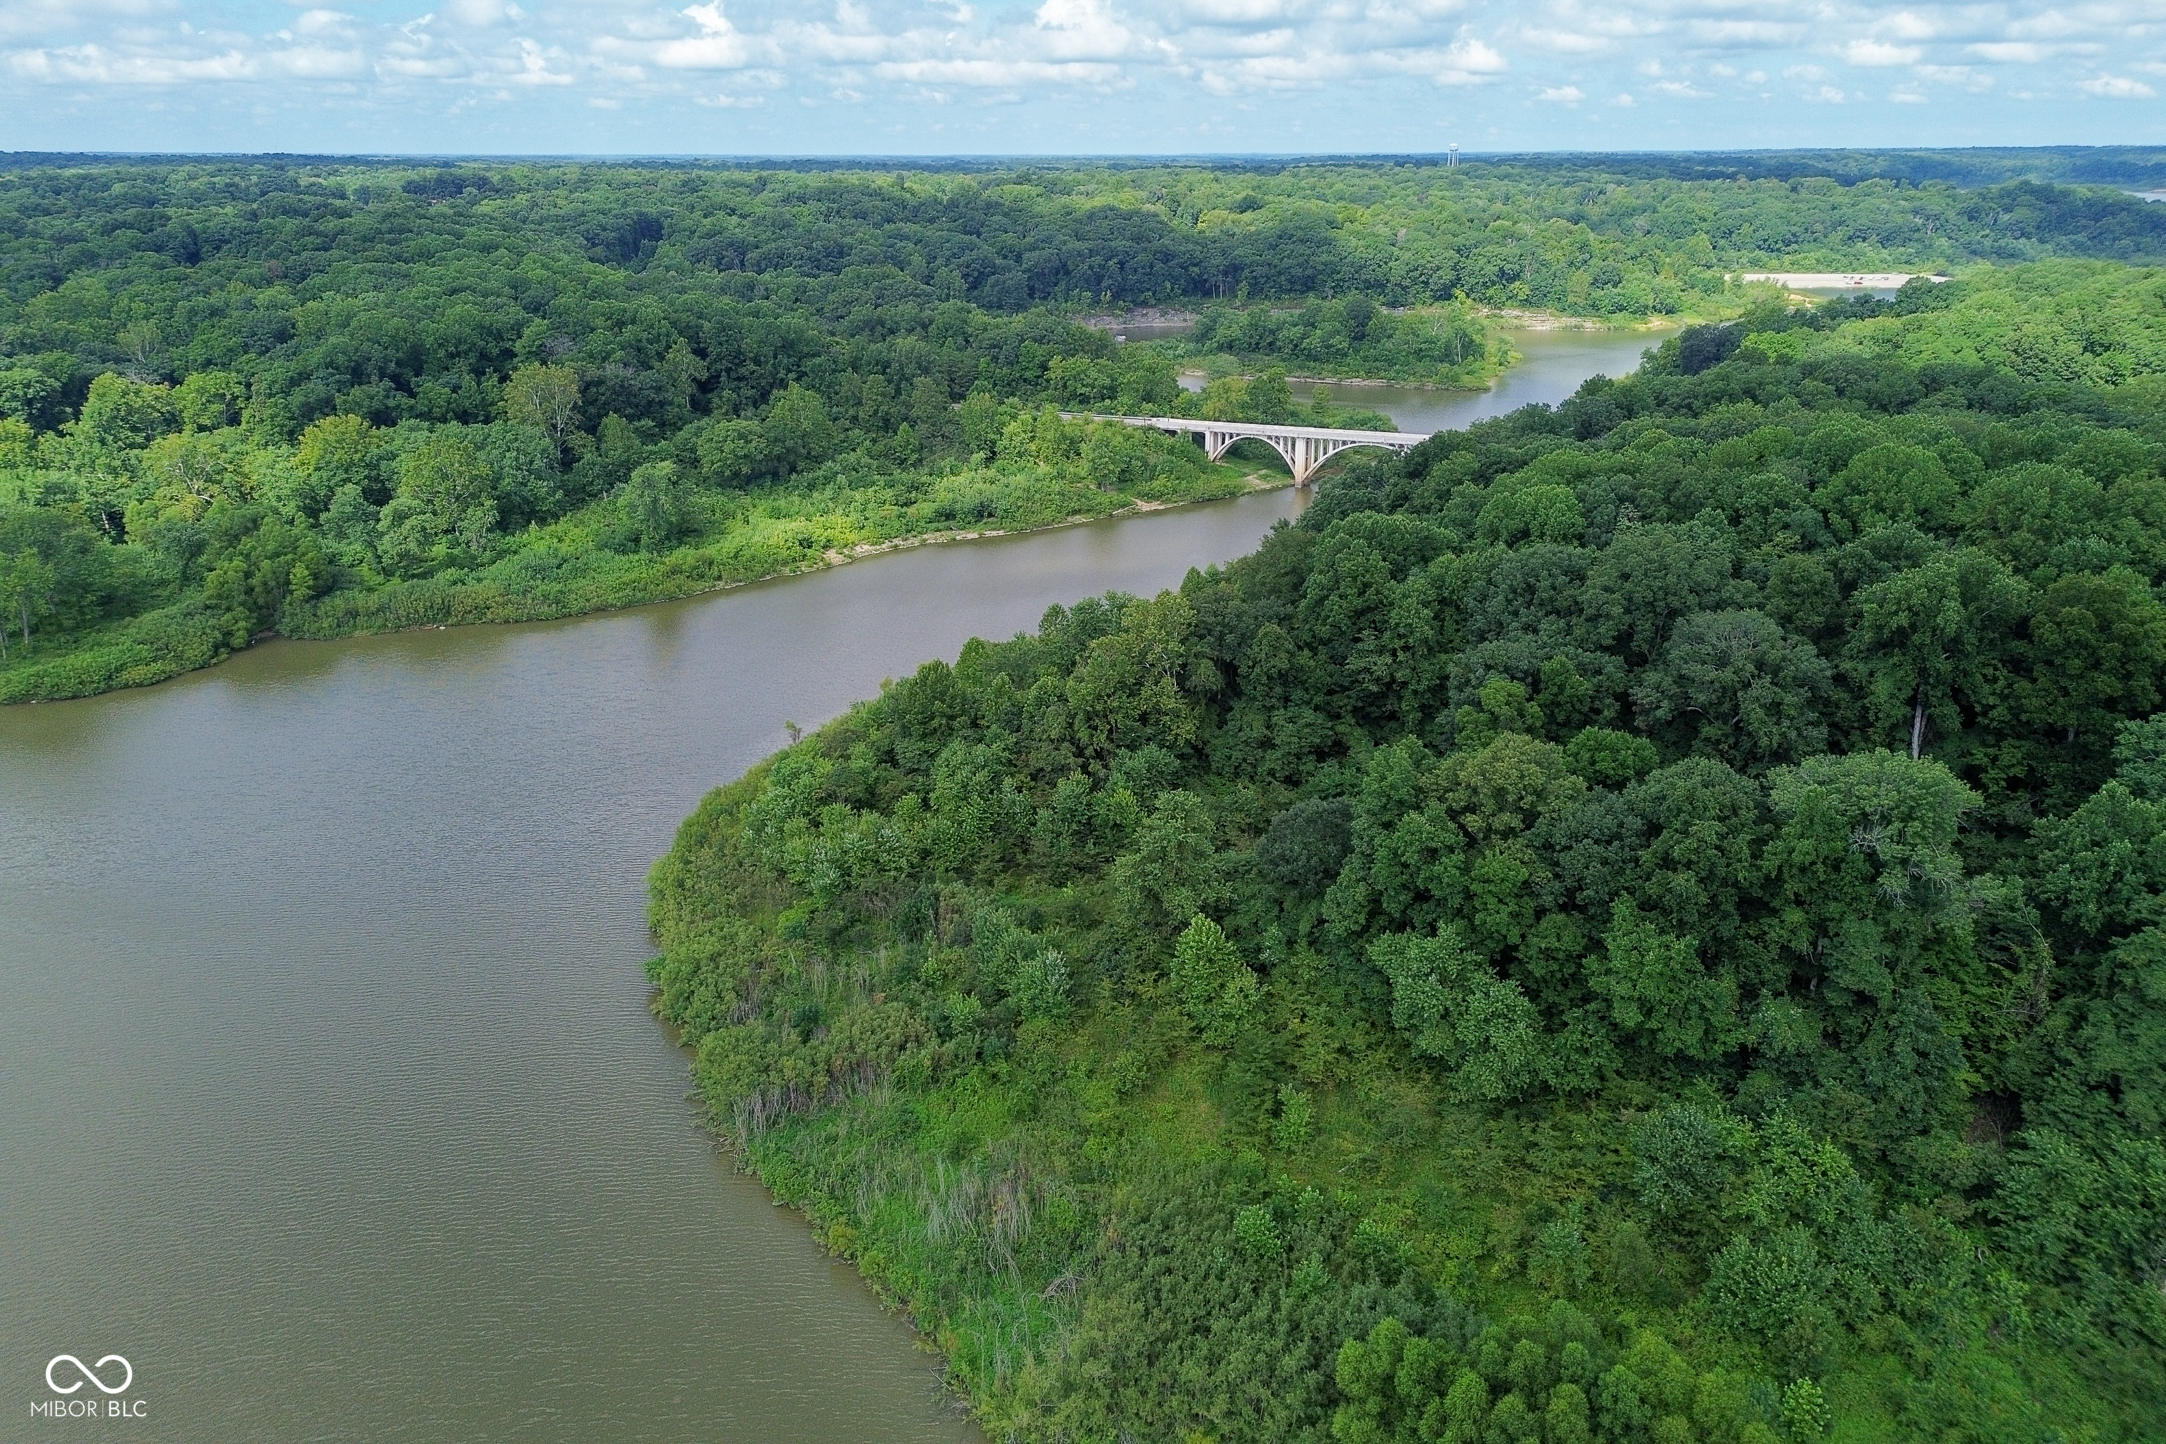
<box><xmin>6</xmin><ymin>143</ymin><xmax>2166</xmax><ymax>165</ymax></box>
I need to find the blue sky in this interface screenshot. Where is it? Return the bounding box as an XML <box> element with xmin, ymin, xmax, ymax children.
<box><xmin>1</xmin><ymin>0</ymin><xmax>2161</xmax><ymax>156</ymax></box>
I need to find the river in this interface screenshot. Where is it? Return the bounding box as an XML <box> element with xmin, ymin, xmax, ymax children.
<box><xmin>0</xmin><ymin>330</ymin><xmax>1641</xmax><ymax>1442</ymax></box>
<box><xmin>1289</xmin><ymin>326</ymin><xmax>1667</xmax><ymax>432</ymax></box>
<box><xmin>1179</xmin><ymin>323</ymin><xmax>1674</xmax><ymax>435</ymax></box>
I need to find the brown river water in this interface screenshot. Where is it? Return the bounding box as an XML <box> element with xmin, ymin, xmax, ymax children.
<box><xmin>0</xmin><ymin>331</ymin><xmax>1641</xmax><ymax>1441</ymax></box>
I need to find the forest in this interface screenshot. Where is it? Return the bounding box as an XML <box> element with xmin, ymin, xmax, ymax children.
<box><xmin>6</xmin><ymin>153</ymin><xmax>2166</xmax><ymax>701</ymax></box>
<box><xmin>647</xmin><ymin>262</ymin><xmax>2166</xmax><ymax>1442</ymax></box>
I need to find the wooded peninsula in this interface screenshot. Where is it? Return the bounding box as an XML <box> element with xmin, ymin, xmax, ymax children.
<box><xmin>630</xmin><ymin>171</ymin><xmax>2166</xmax><ymax>1443</ymax></box>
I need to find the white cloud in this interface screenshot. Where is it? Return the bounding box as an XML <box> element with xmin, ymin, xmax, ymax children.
<box><xmin>291</xmin><ymin>11</ymin><xmax>356</xmax><ymax>39</ymax></box>
<box><xmin>0</xmin><ymin>0</ymin><xmax>2162</xmax><ymax>141</ymax></box>
<box><xmin>2079</xmin><ymin>72</ymin><xmax>2155</xmax><ymax>96</ymax></box>
<box><xmin>1033</xmin><ymin>0</ymin><xmax>1140</xmax><ymax>60</ymax></box>
<box><xmin>442</xmin><ymin>0</ymin><xmax>522</xmax><ymax>29</ymax></box>
<box><xmin>1915</xmin><ymin>62</ymin><xmax>1993</xmax><ymax>90</ymax></box>
<box><xmin>1173</xmin><ymin>0</ymin><xmax>1296</xmax><ymax>21</ymax></box>
<box><xmin>1843</xmin><ymin>39</ymin><xmax>1921</xmax><ymax>66</ymax></box>
<box><xmin>1689</xmin><ymin>20</ymin><xmax>1801</xmax><ymax>47</ymax></box>
<box><xmin>652</xmin><ymin>3</ymin><xmax>759</xmax><ymax>70</ymax></box>
<box><xmin>510</xmin><ymin>36</ymin><xmax>571</xmax><ymax>84</ymax></box>
<box><xmin>0</xmin><ymin>0</ymin><xmax>167</xmax><ymax>47</ymax></box>
<box><xmin>875</xmin><ymin>57</ymin><xmax>1122</xmax><ymax>84</ymax></box>
<box><xmin>1878</xmin><ymin>12</ymin><xmax>1939</xmax><ymax>42</ymax></box>
<box><xmin>1428</xmin><ymin>37</ymin><xmax>1507</xmax><ymax>82</ymax></box>
<box><xmin>2010</xmin><ymin>10</ymin><xmax>2086</xmax><ymax>41</ymax></box>
<box><xmin>1970</xmin><ymin>41</ymin><xmax>2048</xmax><ymax>62</ymax></box>
<box><xmin>1522</xmin><ymin>29</ymin><xmax>1609</xmax><ymax>54</ymax></box>
<box><xmin>270</xmin><ymin>45</ymin><xmax>365</xmax><ymax>78</ymax></box>
<box><xmin>10</xmin><ymin>44</ymin><xmax>254</xmax><ymax>83</ymax></box>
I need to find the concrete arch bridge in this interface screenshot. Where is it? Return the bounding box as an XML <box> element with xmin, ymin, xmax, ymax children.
<box><xmin>1078</xmin><ymin>414</ymin><xmax>1433</xmax><ymax>485</ymax></box>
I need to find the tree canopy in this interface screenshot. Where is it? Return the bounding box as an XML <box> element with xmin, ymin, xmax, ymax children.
<box><xmin>650</xmin><ymin>271</ymin><xmax>2166</xmax><ymax>1443</ymax></box>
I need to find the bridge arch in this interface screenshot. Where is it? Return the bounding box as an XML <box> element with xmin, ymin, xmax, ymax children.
<box><xmin>1068</xmin><ymin>413</ymin><xmax>1433</xmax><ymax>486</ymax></box>
<box><xmin>1201</xmin><ymin>427</ymin><xmax>1416</xmax><ymax>485</ymax></box>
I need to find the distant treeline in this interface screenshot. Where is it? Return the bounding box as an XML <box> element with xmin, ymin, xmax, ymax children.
<box><xmin>5</xmin><ymin>157</ymin><xmax>2166</xmax><ymax>703</ymax></box>
<box><xmin>11</xmin><ymin>145</ymin><xmax>2166</xmax><ymax>187</ymax></box>
<box><xmin>1466</xmin><ymin>147</ymin><xmax>2166</xmax><ymax>190</ymax></box>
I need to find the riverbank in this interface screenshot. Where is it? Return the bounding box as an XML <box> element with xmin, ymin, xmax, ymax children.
<box><xmin>1469</xmin><ymin>307</ymin><xmax>1663</xmax><ymax>330</ymax></box>
<box><xmin>0</xmin><ymin>460</ymin><xmax>1278</xmax><ymax>705</ymax></box>
<box><xmin>3</xmin><ymin>311</ymin><xmax>1700</xmax><ymax>709</ymax></box>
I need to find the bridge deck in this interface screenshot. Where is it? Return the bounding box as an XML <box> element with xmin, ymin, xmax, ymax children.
<box><xmin>1059</xmin><ymin>412</ymin><xmax>1432</xmax><ymax>483</ymax></box>
<box><xmin>1084</xmin><ymin>414</ymin><xmax>1433</xmax><ymax>445</ymax></box>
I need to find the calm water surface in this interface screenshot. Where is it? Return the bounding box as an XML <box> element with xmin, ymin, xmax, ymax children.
<box><xmin>1286</xmin><ymin>325</ymin><xmax>1676</xmax><ymax>433</ymax></box>
<box><xmin>1</xmin><ymin>329</ymin><xmax>1644</xmax><ymax>1443</ymax></box>
<box><xmin>0</xmin><ymin>494</ymin><xmax>1303</xmax><ymax>1442</ymax></box>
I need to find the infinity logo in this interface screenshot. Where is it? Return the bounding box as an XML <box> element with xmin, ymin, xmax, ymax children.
<box><xmin>46</xmin><ymin>1354</ymin><xmax>132</xmax><ymax>1395</ymax></box>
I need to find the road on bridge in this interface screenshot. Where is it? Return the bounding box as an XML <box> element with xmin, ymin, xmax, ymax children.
<box><xmin>1069</xmin><ymin>413</ymin><xmax>1433</xmax><ymax>485</ymax></box>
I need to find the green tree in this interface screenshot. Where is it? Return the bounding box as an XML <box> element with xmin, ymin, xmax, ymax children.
<box><xmin>0</xmin><ymin>548</ymin><xmax>54</xmax><ymax>654</ymax></box>
<box><xmin>1849</xmin><ymin>550</ymin><xmax>2027</xmax><ymax>759</ymax></box>
<box><xmin>173</xmin><ymin>370</ymin><xmax>244</xmax><ymax>432</ymax></box>
<box><xmin>1635</xmin><ymin>609</ymin><xmax>1832</xmax><ymax>769</ymax></box>
<box><xmin>695</xmin><ymin>418</ymin><xmax>773</xmax><ymax>487</ymax></box>
<box><xmin>1590</xmin><ymin>897</ymin><xmax>1739</xmax><ymax>1062</ymax></box>
<box><xmin>568</xmin><ymin>414</ymin><xmax>642</xmax><ymax>504</ymax></box>
<box><xmin>0</xmin><ymin>364</ymin><xmax>60</xmax><ymax>429</ymax></box>
<box><xmin>1243</xmin><ymin>366</ymin><xmax>1296</xmax><ymax>424</ymax></box>
<box><xmin>199</xmin><ymin>508</ymin><xmax>329</xmax><ymax>645</ymax></box>
<box><xmin>1170</xmin><ymin>914</ymin><xmax>1261</xmax><ymax>1044</ymax></box>
<box><xmin>500</xmin><ymin>363</ymin><xmax>583</xmax><ymax>457</ymax></box>
<box><xmin>0</xmin><ymin>506</ymin><xmax>115</xmax><ymax>645</ymax></box>
<box><xmin>377</xmin><ymin>431</ymin><xmax>496</xmax><ymax>575</ymax></box>
<box><xmin>1369</xmin><ymin>925</ymin><xmax>1548</xmax><ymax>1101</ymax></box>
<box><xmin>1632</xmin><ymin>1102</ymin><xmax>1746</xmax><ymax>1232</ymax></box>
<box><xmin>760</xmin><ymin>384</ymin><xmax>839</xmax><ymax>476</ymax></box>
<box><xmin>1198</xmin><ymin>374</ymin><xmax>1250</xmax><ymax>421</ymax></box>
<box><xmin>1819</xmin><ymin>443</ymin><xmax>1963</xmax><ymax>536</ymax></box>
<box><xmin>957</xmin><ymin>387</ymin><xmax>1005</xmax><ymax>457</ymax></box>
<box><xmin>1064</xmin><ymin>591</ymin><xmax>1200</xmax><ymax>762</ymax></box>
<box><xmin>0</xmin><ymin>417</ymin><xmax>30</xmax><ymax>470</ymax></box>
<box><xmin>2022</xmin><ymin>568</ymin><xmax>2166</xmax><ymax>750</ymax></box>
<box><xmin>1762</xmin><ymin>749</ymin><xmax>1978</xmax><ymax>1136</ymax></box>
<box><xmin>1110</xmin><ymin>790</ymin><xmax>1228</xmax><ymax>940</ymax></box>
<box><xmin>72</xmin><ymin>372</ymin><xmax>178</xmax><ymax>455</ymax></box>
<box><xmin>289</xmin><ymin>413</ymin><xmax>384</xmax><ymax>521</ymax></box>
<box><xmin>616</xmin><ymin>461</ymin><xmax>690</xmax><ymax>552</ymax></box>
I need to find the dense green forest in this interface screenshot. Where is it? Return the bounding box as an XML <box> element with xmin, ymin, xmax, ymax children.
<box><xmin>1464</xmin><ymin>148</ymin><xmax>2166</xmax><ymax>190</ymax></box>
<box><xmin>5</xmin><ymin>155</ymin><xmax>2166</xmax><ymax>703</ymax></box>
<box><xmin>648</xmin><ymin>264</ymin><xmax>2166</xmax><ymax>1441</ymax></box>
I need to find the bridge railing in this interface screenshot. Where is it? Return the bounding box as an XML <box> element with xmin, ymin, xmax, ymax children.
<box><xmin>1063</xmin><ymin>413</ymin><xmax>1432</xmax><ymax>446</ymax></box>
<box><xmin>1059</xmin><ymin>413</ymin><xmax>1432</xmax><ymax>484</ymax></box>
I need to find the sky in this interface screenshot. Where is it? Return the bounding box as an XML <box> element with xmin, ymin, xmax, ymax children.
<box><xmin>0</xmin><ymin>0</ymin><xmax>2162</xmax><ymax>157</ymax></box>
